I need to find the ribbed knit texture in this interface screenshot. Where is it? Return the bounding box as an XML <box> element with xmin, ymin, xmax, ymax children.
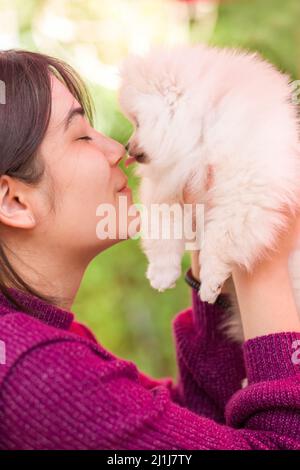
<box><xmin>0</xmin><ymin>285</ymin><xmax>299</xmax><ymax>449</ymax></box>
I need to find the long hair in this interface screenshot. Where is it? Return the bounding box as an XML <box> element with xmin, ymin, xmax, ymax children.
<box><xmin>0</xmin><ymin>49</ymin><xmax>94</xmax><ymax>312</ymax></box>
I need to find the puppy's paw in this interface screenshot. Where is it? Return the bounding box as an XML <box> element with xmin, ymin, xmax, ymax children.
<box><xmin>199</xmin><ymin>260</ymin><xmax>230</xmax><ymax>303</ymax></box>
<box><xmin>199</xmin><ymin>278</ymin><xmax>222</xmax><ymax>303</ymax></box>
<box><xmin>146</xmin><ymin>263</ymin><xmax>181</xmax><ymax>292</ymax></box>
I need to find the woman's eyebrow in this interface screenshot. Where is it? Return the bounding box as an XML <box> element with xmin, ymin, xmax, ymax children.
<box><xmin>63</xmin><ymin>106</ymin><xmax>85</xmax><ymax>132</ymax></box>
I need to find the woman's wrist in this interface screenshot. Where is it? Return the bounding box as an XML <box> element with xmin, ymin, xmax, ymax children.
<box><xmin>185</xmin><ymin>267</ymin><xmax>231</xmax><ymax>310</ymax></box>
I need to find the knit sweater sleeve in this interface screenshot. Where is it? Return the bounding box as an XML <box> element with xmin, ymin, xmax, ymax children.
<box><xmin>138</xmin><ymin>288</ymin><xmax>246</xmax><ymax>423</ymax></box>
<box><xmin>172</xmin><ymin>288</ymin><xmax>246</xmax><ymax>421</ymax></box>
<box><xmin>1</xmin><ymin>329</ymin><xmax>300</xmax><ymax>449</ymax></box>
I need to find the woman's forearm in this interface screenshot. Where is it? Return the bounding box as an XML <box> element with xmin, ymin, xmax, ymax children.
<box><xmin>191</xmin><ymin>248</ymin><xmax>300</xmax><ymax>341</ymax></box>
<box><xmin>232</xmin><ymin>259</ymin><xmax>300</xmax><ymax>341</ymax></box>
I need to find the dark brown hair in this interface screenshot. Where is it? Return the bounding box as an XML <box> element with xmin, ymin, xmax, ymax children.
<box><xmin>0</xmin><ymin>49</ymin><xmax>95</xmax><ymax>312</ymax></box>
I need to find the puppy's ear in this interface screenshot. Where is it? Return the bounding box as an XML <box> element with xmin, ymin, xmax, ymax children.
<box><xmin>159</xmin><ymin>82</ymin><xmax>183</xmax><ymax>117</ymax></box>
<box><xmin>165</xmin><ymin>85</ymin><xmax>183</xmax><ymax>107</ymax></box>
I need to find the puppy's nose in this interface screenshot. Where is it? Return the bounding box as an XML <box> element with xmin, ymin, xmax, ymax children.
<box><xmin>135</xmin><ymin>153</ymin><xmax>148</xmax><ymax>163</ymax></box>
<box><xmin>125</xmin><ymin>143</ymin><xmax>130</xmax><ymax>152</ymax></box>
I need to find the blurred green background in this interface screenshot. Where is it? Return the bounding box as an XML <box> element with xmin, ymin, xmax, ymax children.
<box><xmin>0</xmin><ymin>0</ymin><xmax>299</xmax><ymax>378</ymax></box>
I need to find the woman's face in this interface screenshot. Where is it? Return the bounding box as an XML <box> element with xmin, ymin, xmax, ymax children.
<box><xmin>36</xmin><ymin>75</ymin><xmax>136</xmax><ymax>262</ymax></box>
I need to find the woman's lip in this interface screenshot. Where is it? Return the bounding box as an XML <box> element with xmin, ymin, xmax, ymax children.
<box><xmin>117</xmin><ymin>179</ymin><xmax>130</xmax><ymax>192</ymax></box>
<box><xmin>118</xmin><ymin>185</ymin><xmax>131</xmax><ymax>193</ymax></box>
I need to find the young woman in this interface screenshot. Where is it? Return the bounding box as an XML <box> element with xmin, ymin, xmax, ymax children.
<box><xmin>0</xmin><ymin>49</ymin><xmax>299</xmax><ymax>450</ymax></box>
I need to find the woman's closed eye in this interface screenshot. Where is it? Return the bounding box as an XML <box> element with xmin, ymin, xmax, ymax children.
<box><xmin>77</xmin><ymin>135</ymin><xmax>93</xmax><ymax>141</ymax></box>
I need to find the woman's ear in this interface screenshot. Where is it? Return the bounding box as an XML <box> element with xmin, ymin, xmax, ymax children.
<box><xmin>0</xmin><ymin>175</ymin><xmax>36</xmax><ymax>229</ymax></box>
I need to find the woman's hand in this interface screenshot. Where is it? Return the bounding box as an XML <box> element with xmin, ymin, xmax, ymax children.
<box><xmin>233</xmin><ymin>210</ymin><xmax>300</xmax><ymax>340</ymax></box>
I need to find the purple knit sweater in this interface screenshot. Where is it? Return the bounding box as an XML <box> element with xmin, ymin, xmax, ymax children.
<box><xmin>0</xmin><ymin>282</ymin><xmax>299</xmax><ymax>450</ymax></box>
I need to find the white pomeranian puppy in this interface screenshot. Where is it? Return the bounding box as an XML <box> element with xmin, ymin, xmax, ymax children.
<box><xmin>118</xmin><ymin>45</ymin><xmax>300</xmax><ymax>341</ymax></box>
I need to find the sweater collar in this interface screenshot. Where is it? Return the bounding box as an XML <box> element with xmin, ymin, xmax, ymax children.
<box><xmin>0</xmin><ymin>287</ymin><xmax>74</xmax><ymax>330</ymax></box>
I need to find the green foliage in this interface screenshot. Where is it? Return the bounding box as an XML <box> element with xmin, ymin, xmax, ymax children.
<box><xmin>211</xmin><ymin>0</ymin><xmax>300</xmax><ymax>79</ymax></box>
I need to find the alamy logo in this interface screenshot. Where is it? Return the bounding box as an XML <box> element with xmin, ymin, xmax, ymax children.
<box><xmin>291</xmin><ymin>339</ymin><xmax>300</xmax><ymax>365</ymax></box>
<box><xmin>0</xmin><ymin>339</ymin><xmax>6</xmax><ymax>365</ymax></box>
<box><xmin>96</xmin><ymin>197</ymin><xmax>204</xmax><ymax>251</ymax></box>
<box><xmin>0</xmin><ymin>80</ymin><xmax>6</xmax><ymax>105</ymax></box>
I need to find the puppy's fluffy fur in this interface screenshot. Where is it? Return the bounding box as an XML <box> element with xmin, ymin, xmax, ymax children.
<box><xmin>119</xmin><ymin>45</ymin><xmax>300</xmax><ymax>342</ymax></box>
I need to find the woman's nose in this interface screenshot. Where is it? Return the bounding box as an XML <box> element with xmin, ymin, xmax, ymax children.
<box><xmin>106</xmin><ymin>141</ymin><xmax>126</xmax><ymax>166</ymax></box>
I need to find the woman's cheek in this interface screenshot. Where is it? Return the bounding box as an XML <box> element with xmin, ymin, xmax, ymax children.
<box><xmin>77</xmin><ymin>150</ymin><xmax>111</xmax><ymax>200</ymax></box>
